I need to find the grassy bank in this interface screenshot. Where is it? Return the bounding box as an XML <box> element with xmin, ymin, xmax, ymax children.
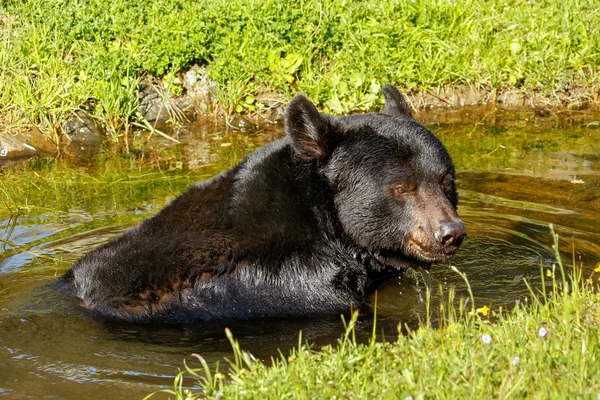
<box><xmin>1</xmin><ymin>0</ymin><xmax>599</xmax><ymax>142</ymax></box>
<box><xmin>151</xmin><ymin>231</ymin><xmax>600</xmax><ymax>399</ymax></box>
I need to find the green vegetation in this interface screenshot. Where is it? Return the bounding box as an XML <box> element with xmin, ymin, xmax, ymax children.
<box><xmin>1</xmin><ymin>0</ymin><xmax>599</xmax><ymax>143</ymax></box>
<box><xmin>148</xmin><ymin>230</ymin><xmax>600</xmax><ymax>399</ymax></box>
<box><xmin>0</xmin><ymin>156</ymin><xmax>206</xmax><ymax>216</ymax></box>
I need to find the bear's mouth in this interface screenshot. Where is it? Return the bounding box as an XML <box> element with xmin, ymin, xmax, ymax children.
<box><xmin>407</xmin><ymin>239</ymin><xmax>461</xmax><ymax>264</ymax></box>
<box><xmin>372</xmin><ymin>249</ymin><xmax>433</xmax><ymax>271</ymax></box>
<box><xmin>372</xmin><ymin>241</ymin><xmax>462</xmax><ymax>271</ymax></box>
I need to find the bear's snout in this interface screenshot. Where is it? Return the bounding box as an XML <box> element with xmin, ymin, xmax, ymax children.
<box><xmin>435</xmin><ymin>220</ymin><xmax>467</xmax><ymax>250</ymax></box>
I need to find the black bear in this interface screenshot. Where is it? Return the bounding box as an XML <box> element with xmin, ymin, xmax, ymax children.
<box><xmin>65</xmin><ymin>85</ymin><xmax>466</xmax><ymax>323</ymax></box>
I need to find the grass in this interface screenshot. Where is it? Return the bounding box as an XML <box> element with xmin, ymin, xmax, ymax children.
<box><xmin>148</xmin><ymin>228</ymin><xmax>600</xmax><ymax>399</ymax></box>
<box><xmin>1</xmin><ymin>0</ymin><xmax>600</xmax><ymax>144</ymax></box>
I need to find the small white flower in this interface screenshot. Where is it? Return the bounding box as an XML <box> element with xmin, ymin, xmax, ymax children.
<box><xmin>482</xmin><ymin>334</ymin><xmax>492</xmax><ymax>344</ymax></box>
<box><xmin>511</xmin><ymin>356</ymin><xmax>520</xmax><ymax>365</ymax></box>
<box><xmin>539</xmin><ymin>327</ymin><xmax>548</xmax><ymax>338</ymax></box>
<box><xmin>405</xmin><ymin>397</ymin><xmax>413</xmax><ymax>400</ymax></box>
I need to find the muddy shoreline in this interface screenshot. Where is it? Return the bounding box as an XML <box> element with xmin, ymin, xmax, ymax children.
<box><xmin>1</xmin><ymin>74</ymin><xmax>599</xmax><ymax>168</ymax></box>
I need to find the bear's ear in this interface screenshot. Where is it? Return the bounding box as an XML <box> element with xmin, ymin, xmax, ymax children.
<box><xmin>382</xmin><ymin>85</ymin><xmax>412</xmax><ymax>118</ymax></box>
<box><xmin>285</xmin><ymin>94</ymin><xmax>334</xmax><ymax>160</ymax></box>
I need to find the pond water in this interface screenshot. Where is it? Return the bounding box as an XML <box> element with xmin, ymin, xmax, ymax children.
<box><xmin>1</xmin><ymin>108</ymin><xmax>599</xmax><ymax>399</ymax></box>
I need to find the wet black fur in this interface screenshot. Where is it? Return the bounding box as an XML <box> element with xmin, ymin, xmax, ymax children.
<box><xmin>65</xmin><ymin>85</ymin><xmax>462</xmax><ymax>323</ymax></box>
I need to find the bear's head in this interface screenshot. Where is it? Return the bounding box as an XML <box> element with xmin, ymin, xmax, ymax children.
<box><xmin>285</xmin><ymin>85</ymin><xmax>466</xmax><ymax>270</ymax></box>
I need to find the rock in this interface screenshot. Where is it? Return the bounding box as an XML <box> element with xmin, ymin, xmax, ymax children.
<box><xmin>139</xmin><ymin>81</ymin><xmax>171</xmax><ymax>122</ymax></box>
<box><xmin>63</xmin><ymin>111</ymin><xmax>102</xmax><ymax>143</ymax></box>
<box><xmin>262</xmin><ymin>105</ymin><xmax>285</xmax><ymax>124</ymax></box>
<box><xmin>255</xmin><ymin>90</ymin><xmax>285</xmax><ymax>108</ymax></box>
<box><xmin>533</xmin><ymin>107</ymin><xmax>553</xmax><ymax>117</ymax></box>
<box><xmin>173</xmin><ymin>95</ymin><xmax>196</xmax><ymax>117</ymax></box>
<box><xmin>139</xmin><ymin>79</ymin><xmax>198</xmax><ymax>123</ymax></box>
<box><xmin>226</xmin><ymin>115</ymin><xmax>258</xmax><ymax>132</ymax></box>
<box><xmin>0</xmin><ymin>134</ymin><xmax>38</xmax><ymax>168</ymax></box>
<box><xmin>252</xmin><ymin>88</ymin><xmax>286</xmax><ymax>124</ymax></box>
<box><xmin>17</xmin><ymin>128</ymin><xmax>57</xmax><ymax>155</ymax></box>
<box><xmin>62</xmin><ymin>111</ymin><xmax>104</xmax><ymax>159</ymax></box>
<box><xmin>183</xmin><ymin>65</ymin><xmax>218</xmax><ymax>114</ymax></box>
<box><xmin>497</xmin><ymin>90</ymin><xmax>530</xmax><ymax>108</ymax></box>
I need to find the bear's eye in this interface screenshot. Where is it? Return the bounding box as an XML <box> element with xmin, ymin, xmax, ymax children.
<box><xmin>393</xmin><ymin>185</ymin><xmax>407</xmax><ymax>196</ymax></box>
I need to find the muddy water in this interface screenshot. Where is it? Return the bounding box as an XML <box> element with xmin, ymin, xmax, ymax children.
<box><xmin>0</xmin><ymin>109</ymin><xmax>599</xmax><ymax>399</ymax></box>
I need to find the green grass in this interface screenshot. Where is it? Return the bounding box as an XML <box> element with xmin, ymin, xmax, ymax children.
<box><xmin>150</xmin><ymin>228</ymin><xmax>600</xmax><ymax>399</ymax></box>
<box><xmin>1</xmin><ymin>0</ymin><xmax>599</xmax><ymax>143</ymax></box>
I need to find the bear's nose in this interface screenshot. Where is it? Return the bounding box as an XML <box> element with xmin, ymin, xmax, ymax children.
<box><xmin>436</xmin><ymin>221</ymin><xmax>467</xmax><ymax>247</ymax></box>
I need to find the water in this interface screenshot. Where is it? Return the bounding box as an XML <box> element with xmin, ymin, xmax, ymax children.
<box><xmin>0</xmin><ymin>109</ymin><xmax>599</xmax><ymax>398</ymax></box>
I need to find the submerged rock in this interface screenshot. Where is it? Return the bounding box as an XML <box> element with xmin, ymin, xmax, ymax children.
<box><xmin>0</xmin><ymin>134</ymin><xmax>38</xmax><ymax>168</ymax></box>
<box><xmin>17</xmin><ymin>128</ymin><xmax>57</xmax><ymax>155</ymax></box>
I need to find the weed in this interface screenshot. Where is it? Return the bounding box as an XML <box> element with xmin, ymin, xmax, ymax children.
<box><xmin>1</xmin><ymin>0</ymin><xmax>599</xmax><ymax>147</ymax></box>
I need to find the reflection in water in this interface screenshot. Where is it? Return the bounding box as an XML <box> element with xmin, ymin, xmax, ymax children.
<box><xmin>0</xmin><ymin>110</ymin><xmax>599</xmax><ymax>398</ymax></box>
